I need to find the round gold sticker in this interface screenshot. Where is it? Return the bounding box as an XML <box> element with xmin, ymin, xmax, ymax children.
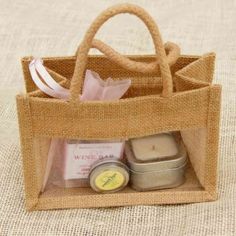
<box><xmin>94</xmin><ymin>170</ymin><xmax>125</xmax><ymax>191</ymax></box>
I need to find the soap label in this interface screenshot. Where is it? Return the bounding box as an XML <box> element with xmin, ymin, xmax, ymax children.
<box><xmin>62</xmin><ymin>141</ymin><xmax>124</xmax><ymax>179</ymax></box>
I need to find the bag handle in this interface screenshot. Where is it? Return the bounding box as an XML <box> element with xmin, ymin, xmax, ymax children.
<box><xmin>70</xmin><ymin>4</ymin><xmax>173</xmax><ymax>102</ymax></box>
<box><xmin>86</xmin><ymin>39</ymin><xmax>180</xmax><ymax>74</ymax></box>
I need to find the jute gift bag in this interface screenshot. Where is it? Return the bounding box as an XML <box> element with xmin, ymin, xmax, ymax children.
<box><xmin>16</xmin><ymin>4</ymin><xmax>221</xmax><ymax>211</ymax></box>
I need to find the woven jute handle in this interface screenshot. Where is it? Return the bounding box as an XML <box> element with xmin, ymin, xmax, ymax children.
<box><xmin>70</xmin><ymin>4</ymin><xmax>173</xmax><ymax>102</ymax></box>
<box><xmin>86</xmin><ymin>39</ymin><xmax>180</xmax><ymax>74</ymax></box>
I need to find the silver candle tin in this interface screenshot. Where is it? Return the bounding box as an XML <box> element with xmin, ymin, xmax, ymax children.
<box><xmin>125</xmin><ymin>133</ymin><xmax>187</xmax><ymax>191</ymax></box>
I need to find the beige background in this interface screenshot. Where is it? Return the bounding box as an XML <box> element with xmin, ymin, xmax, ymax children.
<box><xmin>0</xmin><ymin>0</ymin><xmax>236</xmax><ymax>235</ymax></box>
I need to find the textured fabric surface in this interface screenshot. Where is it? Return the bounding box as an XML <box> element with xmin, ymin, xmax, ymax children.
<box><xmin>0</xmin><ymin>0</ymin><xmax>235</xmax><ymax>235</ymax></box>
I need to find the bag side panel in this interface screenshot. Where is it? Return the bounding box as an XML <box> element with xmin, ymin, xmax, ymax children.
<box><xmin>205</xmin><ymin>85</ymin><xmax>221</xmax><ymax>197</ymax></box>
<box><xmin>16</xmin><ymin>95</ymin><xmax>40</xmax><ymax>210</ymax></box>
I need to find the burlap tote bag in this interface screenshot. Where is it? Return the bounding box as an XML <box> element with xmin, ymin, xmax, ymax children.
<box><xmin>16</xmin><ymin>4</ymin><xmax>221</xmax><ymax>211</ymax></box>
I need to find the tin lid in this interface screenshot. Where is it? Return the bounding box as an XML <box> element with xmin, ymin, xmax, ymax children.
<box><xmin>125</xmin><ymin>133</ymin><xmax>187</xmax><ymax>172</ymax></box>
<box><xmin>89</xmin><ymin>158</ymin><xmax>129</xmax><ymax>193</ymax></box>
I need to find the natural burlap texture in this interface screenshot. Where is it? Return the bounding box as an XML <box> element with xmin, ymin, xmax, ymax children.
<box><xmin>0</xmin><ymin>0</ymin><xmax>235</xmax><ymax>235</ymax></box>
<box><xmin>17</xmin><ymin>3</ymin><xmax>221</xmax><ymax>210</ymax></box>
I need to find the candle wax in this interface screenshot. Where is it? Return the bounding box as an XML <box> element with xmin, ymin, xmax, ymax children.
<box><xmin>131</xmin><ymin>133</ymin><xmax>179</xmax><ymax>161</ymax></box>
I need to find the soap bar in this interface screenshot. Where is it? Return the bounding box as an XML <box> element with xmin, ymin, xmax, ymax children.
<box><xmin>62</xmin><ymin>141</ymin><xmax>125</xmax><ymax>180</ymax></box>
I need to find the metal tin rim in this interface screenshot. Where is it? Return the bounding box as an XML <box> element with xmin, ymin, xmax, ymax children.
<box><xmin>126</xmin><ymin>134</ymin><xmax>188</xmax><ymax>172</ymax></box>
<box><xmin>129</xmin><ymin>160</ymin><xmax>187</xmax><ymax>174</ymax></box>
<box><xmin>89</xmin><ymin>159</ymin><xmax>129</xmax><ymax>193</ymax></box>
<box><xmin>89</xmin><ymin>158</ymin><xmax>129</xmax><ymax>174</ymax></box>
